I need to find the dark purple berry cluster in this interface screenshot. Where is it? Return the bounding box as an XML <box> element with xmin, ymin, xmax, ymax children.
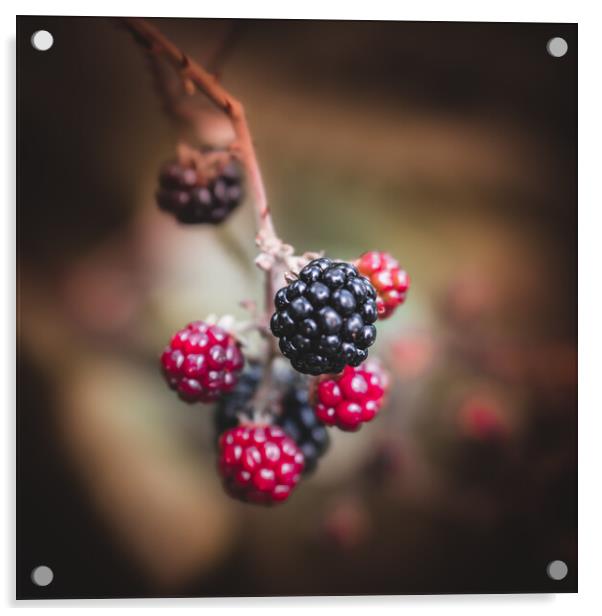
<box><xmin>156</xmin><ymin>159</ymin><xmax>243</xmax><ymax>224</ymax></box>
<box><xmin>270</xmin><ymin>258</ymin><xmax>378</xmax><ymax>375</ymax></box>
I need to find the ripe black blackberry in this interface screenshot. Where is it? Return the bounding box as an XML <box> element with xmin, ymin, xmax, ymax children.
<box><xmin>270</xmin><ymin>258</ymin><xmax>378</xmax><ymax>375</ymax></box>
<box><xmin>156</xmin><ymin>158</ymin><xmax>243</xmax><ymax>224</ymax></box>
<box><xmin>214</xmin><ymin>365</ymin><xmax>329</xmax><ymax>474</ymax></box>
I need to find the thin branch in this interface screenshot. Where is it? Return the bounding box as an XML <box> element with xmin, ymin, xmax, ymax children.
<box><xmin>119</xmin><ymin>17</ymin><xmax>275</xmax><ymax>244</ymax></box>
<box><xmin>145</xmin><ymin>52</ymin><xmax>191</xmax><ymax>124</ymax></box>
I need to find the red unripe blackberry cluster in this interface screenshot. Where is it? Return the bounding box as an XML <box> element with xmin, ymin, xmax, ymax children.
<box><xmin>160</xmin><ymin>321</ymin><xmax>244</xmax><ymax>403</ymax></box>
<box><xmin>356</xmin><ymin>251</ymin><xmax>410</xmax><ymax>319</ymax></box>
<box><xmin>314</xmin><ymin>363</ymin><xmax>389</xmax><ymax>431</ymax></box>
<box><xmin>218</xmin><ymin>425</ymin><xmax>305</xmax><ymax>504</ymax></box>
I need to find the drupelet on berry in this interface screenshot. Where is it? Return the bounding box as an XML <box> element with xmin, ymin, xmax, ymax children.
<box><xmin>218</xmin><ymin>424</ymin><xmax>305</xmax><ymax>504</ymax></box>
<box><xmin>161</xmin><ymin>321</ymin><xmax>244</xmax><ymax>403</ymax></box>
<box><xmin>270</xmin><ymin>258</ymin><xmax>379</xmax><ymax>375</ymax></box>
<box><xmin>314</xmin><ymin>363</ymin><xmax>389</xmax><ymax>431</ymax></box>
<box><xmin>356</xmin><ymin>251</ymin><xmax>409</xmax><ymax>319</ymax></box>
<box><xmin>156</xmin><ymin>158</ymin><xmax>243</xmax><ymax>224</ymax></box>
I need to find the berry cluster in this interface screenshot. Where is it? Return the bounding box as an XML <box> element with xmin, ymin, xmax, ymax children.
<box><xmin>218</xmin><ymin>425</ymin><xmax>304</xmax><ymax>504</ymax></box>
<box><xmin>145</xmin><ymin>26</ymin><xmax>411</xmax><ymax>508</ymax></box>
<box><xmin>160</xmin><ymin>248</ymin><xmax>405</xmax><ymax>504</ymax></box>
<box><xmin>156</xmin><ymin>159</ymin><xmax>243</xmax><ymax>224</ymax></box>
<box><xmin>315</xmin><ymin>363</ymin><xmax>388</xmax><ymax>431</ymax></box>
<box><xmin>270</xmin><ymin>258</ymin><xmax>378</xmax><ymax>375</ymax></box>
<box><xmin>161</xmin><ymin>321</ymin><xmax>244</xmax><ymax>403</ymax></box>
<box><xmin>356</xmin><ymin>251</ymin><xmax>410</xmax><ymax>319</ymax></box>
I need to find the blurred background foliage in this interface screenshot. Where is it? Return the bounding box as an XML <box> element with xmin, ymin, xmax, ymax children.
<box><xmin>17</xmin><ymin>17</ymin><xmax>576</xmax><ymax>597</ymax></box>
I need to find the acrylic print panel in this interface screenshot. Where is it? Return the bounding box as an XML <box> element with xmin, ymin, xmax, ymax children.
<box><xmin>17</xmin><ymin>16</ymin><xmax>577</xmax><ymax>599</ymax></box>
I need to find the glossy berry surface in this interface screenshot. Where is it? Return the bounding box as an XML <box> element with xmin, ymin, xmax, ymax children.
<box><xmin>218</xmin><ymin>425</ymin><xmax>305</xmax><ymax>505</ymax></box>
<box><xmin>156</xmin><ymin>159</ymin><xmax>243</xmax><ymax>224</ymax></box>
<box><xmin>270</xmin><ymin>258</ymin><xmax>379</xmax><ymax>375</ymax></box>
<box><xmin>161</xmin><ymin>321</ymin><xmax>244</xmax><ymax>403</ymax></box>
<box><xmin>314</xmin><ymin>363</ymin><xmax>388</xmax><ymax>431</ymax></box>
<box><xmin>356</xmin><ymin>251</ymin><xmax>409</xmax><ymax>319</ymax></box>
<box><xmin>215</xmin><ymin>364</ymin><xmax>330</xmax><ymax>475</ymax></box>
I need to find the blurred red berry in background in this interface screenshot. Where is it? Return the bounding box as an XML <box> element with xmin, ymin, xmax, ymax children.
<box><xmin>457</xmin><ymin>395</ymin><xmax>510</xmax><ymax>442</ymax></box>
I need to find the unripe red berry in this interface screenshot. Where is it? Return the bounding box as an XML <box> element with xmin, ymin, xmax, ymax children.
<box><xmin>160</xmin><ymin>321</ymin><xmax>244</xmax><ymax>403</ymax></box>
<box><xmin>356</xmin><ymin>251</ymin><xmax>410</xmax><ymax>319</ymax></box>
<box><xmin>218</xmin><ymin>425</ymin><xmax>305</xmax><ymax>505</ymax></box>
<box><xmin>314</xmin><ymin>363</ymin><xmax>389</xmax><ymax>431</ymax></box>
